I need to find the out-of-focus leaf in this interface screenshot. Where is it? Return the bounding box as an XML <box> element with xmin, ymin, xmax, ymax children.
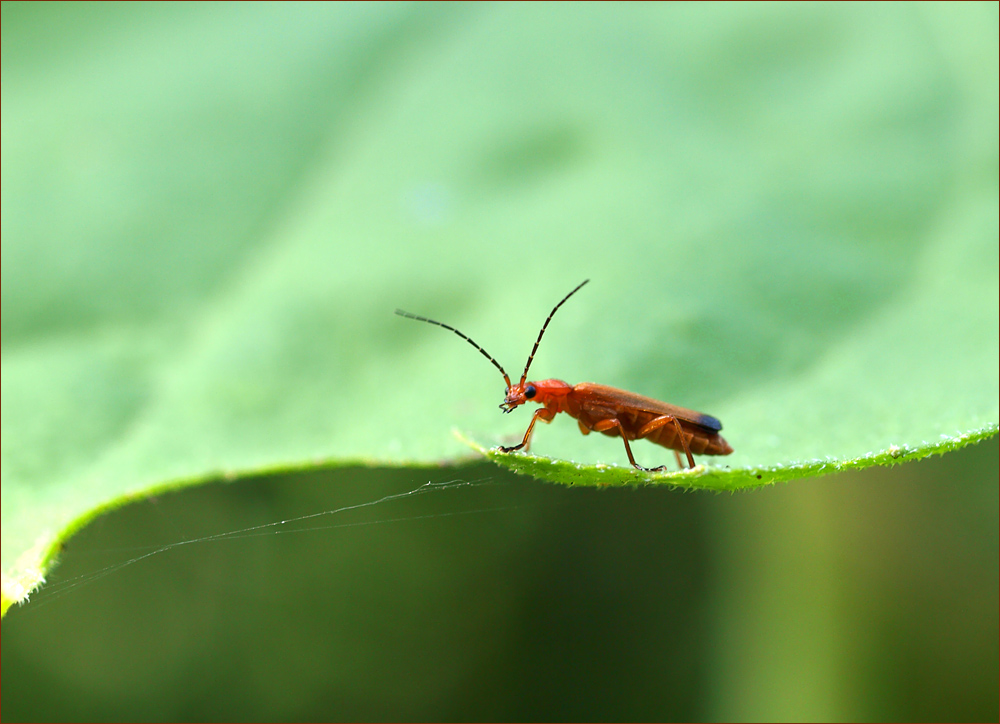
<box><xmin>2</xmin><ymin>3</ymin><xmax>997</xmax><ymax>611</ymax></box>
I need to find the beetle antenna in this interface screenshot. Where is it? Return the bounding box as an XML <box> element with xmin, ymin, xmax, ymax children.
<box><xmin>395</xmin><ymin>309</ymin><xmax>512</xmax><ymax>388</ymax></box>
<box><xmin>518</xmin><ymin>279</ymin><xmax>589</xmax><ymax>386</ymax></box>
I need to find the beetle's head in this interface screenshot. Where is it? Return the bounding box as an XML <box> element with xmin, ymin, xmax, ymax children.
<box><xmin>396</xmin><ymin>280</ymin><xmax>589</xmax><ymax>417</ymax></box>
<box><xmin>500</xmin><ymin>382</ymin><xmax>537</xmax><ymax>413</ymax></box>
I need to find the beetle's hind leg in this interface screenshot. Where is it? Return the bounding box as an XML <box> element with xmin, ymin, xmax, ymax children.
<box><xmin>590</xmin><ymin>418</ymin><xmax>668</xmax><ymax>472</ymax></box>
<box><xmin>637</xmin><ymin>415</ymin><xmax>696</xmax><ymax>469</ymax></box>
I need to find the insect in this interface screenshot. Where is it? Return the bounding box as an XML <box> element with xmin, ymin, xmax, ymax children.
<box><xmin>396</xmin><ymin>280</ymin><xmax>733</xmax><ymax>471</ymax></box>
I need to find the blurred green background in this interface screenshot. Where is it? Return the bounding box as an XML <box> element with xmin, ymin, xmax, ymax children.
<box><xmin>3</xmin><ymin>441</ymin><xmax>998</xmax><ymax>721</ymax></box>
<box><xmin>2</xmin><ymin>2</ymin><xmax>998</xmax><ymax>721</ymax></box>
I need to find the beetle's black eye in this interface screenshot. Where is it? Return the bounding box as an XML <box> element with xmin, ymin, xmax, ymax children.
<box><xmin>525</xmin><ymin>384</ymin><xmax>536</xmax><ymax>399</ymax></box>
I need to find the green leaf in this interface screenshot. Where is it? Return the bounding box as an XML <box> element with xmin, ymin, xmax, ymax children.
<box><xmin>460</xmin><ymin>427</ymin><xmax>1000</xmax><ymax>490</ymax></box>
<box><xmin>2</xmin><ymin>3</ymin><xmax>997</xmax><ymax>612</ymax></box>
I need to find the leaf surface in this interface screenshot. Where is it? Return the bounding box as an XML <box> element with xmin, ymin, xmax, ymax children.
<box><xmin>2</xmin><ymin>3</ymin><xmax>997</xmax><ymax>611</ymax></box>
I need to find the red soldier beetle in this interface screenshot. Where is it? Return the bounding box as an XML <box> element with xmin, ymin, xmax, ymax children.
<box><xmin>396</xmin><ymin>280</ymin><xmax>733</xmax><ymax>471</ymax></box>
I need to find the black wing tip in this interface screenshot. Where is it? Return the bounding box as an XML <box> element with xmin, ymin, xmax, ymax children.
<box><xmin>698</xmin><ymin>413</ymin><xmax>723</xmax><ymax>432</ymax></box>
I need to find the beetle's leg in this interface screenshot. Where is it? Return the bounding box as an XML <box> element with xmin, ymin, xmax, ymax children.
<box><xmin>636</xmin><ymin>415</ymin><xmax>696</xmax><ymax>469</ymax></box>
<box><xmin>591</xmin><ymin>418</ymin><xmax>668</xmax><ymax>472</ymax></box>
<box><xmin>578</xmin><ymin>420</ymin><xmax>591</xmax><ymax>435</ymax></box>
<box><xmin>499</xmin><ymin>407</ymin><xmax>556</xmax><ymax>453</ymax></box>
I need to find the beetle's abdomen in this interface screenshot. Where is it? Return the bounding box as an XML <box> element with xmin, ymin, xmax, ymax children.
<box><xmin>576</xmin><ymin>404</ymin><xmax>733</xmax><ymax>457</ymax></box>
<box><xmin>645</xmin><ymin>418</ymin><xmax>733</xmax><ymax>456</ymax></box>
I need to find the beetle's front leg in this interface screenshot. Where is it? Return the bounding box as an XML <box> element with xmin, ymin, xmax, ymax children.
<box><xmin>498</xmin><ymin>407</ymin><xmax>556</xmax><ymax>453</ymax></box>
